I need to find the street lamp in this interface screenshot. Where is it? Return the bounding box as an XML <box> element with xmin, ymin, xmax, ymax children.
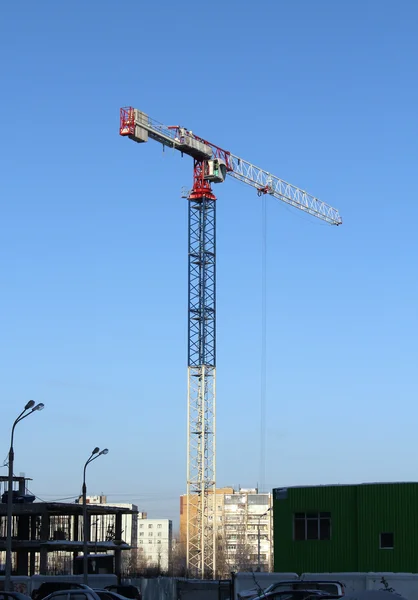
<box><xmin>257</xmin><ymin>506</ymin><xmax>271</xmax><ymax>572</ymax></box>
<box><xmin>5</xmin><ymin>401</ymin><xmax>45</xmax><ymax>591</ymax></box>
<box><xmin>82</xmin><ymin>447</ymin><xmax>109</xmax><ymax>585</ymax></box>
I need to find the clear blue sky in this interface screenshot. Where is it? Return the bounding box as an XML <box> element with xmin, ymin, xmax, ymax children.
<box><xmin>1</xmin><ymin>0</ymin><xmax>418</xmax><ymax>530</ymax></box>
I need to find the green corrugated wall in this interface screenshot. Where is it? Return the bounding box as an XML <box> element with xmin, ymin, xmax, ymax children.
<box><xmin>357</xmin><ymin>483</ymin><xmax>418</xmax><ymax>572</ymax></box>
<box><xmin>273</xmin><ymin>483</ymin><xmax>418</xmax><ymax>573</ymax></box>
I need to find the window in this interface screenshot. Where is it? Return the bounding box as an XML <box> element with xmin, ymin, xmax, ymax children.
<box><xmin>148</xmin><ymin>540</ymin><xmax>152</xmax><ymax>544</ymax></box>
<box><xmin>149</xmin><ymin>532</ymin><xmax>153</xmax><ymax>537</ymax></box>
<box><xmin>157</xmin><ymin>524</ymin><xmax>162</xmax><ymax>528</ymax></box>
<box><xmin>139</xmin><ymin>540</ymin><xmax>143</xmax><ymax>545</ymax></box>
<box><xmin>157</xmin><ymin>540</ymin><xmax>162</xmax><ymax>544</ymax></box>
<box><xmin>294</xmin><ymin>512</ymin><xmax>331</xmax><ymax>541</ymax></box>
<box><xmin>380</xmin><ymin>532</ymin><xmax>394</xmax><ymax>549</ymax></box>
<box><xmin>158</xmin><ymin>532</ymin><xmax>162</xmax><ymax>537</ymax></box>
<box><xmin>139</xmin><ymin>532</ymin><xmax>144</xmax><ymax>537</ymax></box>
<box><xmin>148</xmin><ymin>524</ymin><xmax>153</xmax><ymax>528</ymax></box>
<box><xmin>139</xmin><ymin>524</ymin><xmax>143</xmax><ymax>528</ymax></box>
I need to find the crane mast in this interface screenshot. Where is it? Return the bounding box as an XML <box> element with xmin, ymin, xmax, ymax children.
<box><xmin>119</xmin><ymin>106</ymin><xmax>342</xmax><ymax>579</ymax></box>
<box><xmin>187</xmin><ymin>161</ymin><xmax>216</xmax><ymax>578</ymax></box>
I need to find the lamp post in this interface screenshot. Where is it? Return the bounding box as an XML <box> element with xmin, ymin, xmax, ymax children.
<box><xmin>257</xmin><ymin>506</ymin><xmax>271</xmax><ymax>572</ymax></box>
<box><xmin>5</xmin><ymin>401</ymin><xmax>45</xmax><ymax>591</ymax></box>
<box><xmin>82</xmin><ymin>447</ymin><xmax>109</xmax><ymax>585</ymax></box>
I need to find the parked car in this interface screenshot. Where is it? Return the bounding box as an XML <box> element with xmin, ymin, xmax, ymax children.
<box><xmin>104</xmin><ymin>587</ymin><xmax>140</xmax><ymax>600</ymax></box>
<box><xmin>43</xmin><ymin>590</ymin><xmax>101</xmax><ymax>600</ymax></box>
<box><xmin>0</xmin><ymin>593</ymin><xmax>32</xmax><ymax>600</ymax></box>
<box><xmin>262</xmin><ymin>582</ymin><xmax>345</xmax><ymax>597</ymax></box>
<box><xmin>32</xmin><ymin>584</ymin><xmax>91</xmax><ymax>600</ymax></box>
<box><xmin>252</xmin><ymin>591</ymin><xmax>336</xmax><ymax>600</ymax></box>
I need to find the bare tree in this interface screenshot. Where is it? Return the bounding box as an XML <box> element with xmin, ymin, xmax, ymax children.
<box><xmin>225</xmin><ymin>519</ymin><xmax>255</xmax><ymax>572</ymax></box>
<box><xmin>171</xmin><ymin>538</ymin><xmax>187</xmax><ymax>577</ymax></box>
<box><xmin>215</xmin><ymin>533</ymin><xmax>229</xmax><ymax>579</ymax></box>
<box><xmin>122</xmin><ymin>547</ymin><xmax>149</xmax><ymax>576</ymax></box>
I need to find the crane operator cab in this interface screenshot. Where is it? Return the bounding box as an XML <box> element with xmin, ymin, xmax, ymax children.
<box><xmin>204</xmin><ymin>159</ymin><xmax>227</xmax><ymax>184</ymax></box>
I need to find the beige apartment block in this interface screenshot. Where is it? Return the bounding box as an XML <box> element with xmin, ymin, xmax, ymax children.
<box><xmin>180</xmin><ymin>487</ymin><xmax>272</xmax><ymax>576</ymax></box>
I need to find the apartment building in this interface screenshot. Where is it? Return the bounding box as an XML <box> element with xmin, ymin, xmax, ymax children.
<box><xmin>137</xmin><ymin>518</ymin><xmax>172</xmax><ymax>572</ymax></box>
<box><xmin>180</xmin><ymin>487</ymin><xmax>273</xmax><ymax>575</ymax></box>
<box><xmin>223</xmin><ymin>488</ymin><xmax>272</xmax><ymax>572</ymax></box>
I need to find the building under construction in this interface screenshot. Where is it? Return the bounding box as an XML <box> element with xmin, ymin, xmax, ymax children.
<box><xmin>0</xmin><ymin>476</ymin><xmax>135</xmax><ymax>576</ymax></box>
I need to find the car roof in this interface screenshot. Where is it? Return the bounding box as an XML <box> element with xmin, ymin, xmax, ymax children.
<box><xmin>40</xmin><ymin>585</ymin><xmax>88</xmax><ymax>591</ymax></box>
<box><xmin>44</xmin><ymin>589</ymin><xmax>96</xmax><ymax>600</ymax></box>
<box><xmin>104</xmin><ymin>588</ymin><xmax>137</xmax><ymax>592</ymax></box>
<box><xmin>104</xmin><ymin>588</ymin><xmax>138</xmax><ymax>592</ymax></box>
<box><xmin>266</xmin><ymin>592</ymin><xmax>330</xmax><ymax>595</ymax></box>
<box><xmin>94</xmin><ymin>592</ymin><xmax>130</xmax><ymax>600</ymax></box>
<box><xmin>51</xmin><ymin>590</ymin><xmax>91</xmax><ymax>593</ymax></box>
<box><xmin>270</xmin><ymin>582</ymin><xmax>344</xmax><ymax>586</ymax></box>
<box><xmin>257</xmin><ymin>592</ymin><xmax>333</xmax><ymax>600</ymax></box>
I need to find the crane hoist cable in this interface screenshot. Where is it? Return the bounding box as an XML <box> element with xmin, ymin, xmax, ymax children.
<box><xmin>260</xmin><ymin>195</ymin><xmax>267</xmax><ymax>493</ymax></box>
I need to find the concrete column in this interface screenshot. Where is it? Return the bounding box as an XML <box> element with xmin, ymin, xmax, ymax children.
<box><xmin>29</xmin><ymin>516</ymin><xmax>37</xmax><ymax>576</ymax></box>
<box><xmin>115</xmin><ymin>513</ymin><xmax>122</xmax><ymax>582</ymax></box>
<box><xmin>17</xmin><ymin>515</ymin><xmax>30</xmax><ymax>575</ymax></box>
<box><xmin>39</xmin><ymin>512</ymin><xmax>50</xmax><ymax>575</ymax></box>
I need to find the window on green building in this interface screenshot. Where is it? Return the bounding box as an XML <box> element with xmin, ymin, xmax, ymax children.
<box><xmin>380</xmin><ymin>532</ymin><xmax>394</xmax><ymax>549</ymax></box>
<box><xmin>294</xmin><ymin>512</ymin><xmax>331</xmax><ymax>541</ymax></box>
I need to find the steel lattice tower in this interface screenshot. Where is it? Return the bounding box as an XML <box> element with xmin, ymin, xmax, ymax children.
<box><xmin>186</xmin><ymin>160</ymin><xmax>216</xmax><ymax>578</ymax></box>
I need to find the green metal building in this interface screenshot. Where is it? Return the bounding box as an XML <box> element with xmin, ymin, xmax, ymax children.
<box><xmin>273</xmin><ymin>482</ymin><xmax>418</xmax><ymax>573</ymax></box>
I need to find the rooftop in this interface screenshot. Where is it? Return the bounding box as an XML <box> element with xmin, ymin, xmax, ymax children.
<box><xmin>0</xmin><ymin>501</ymin><xmax>137</xmax><ymax>516</ymax></box>
<box><xmin>273</xmin><ymin>481</ymin><xmax>418</xmax><ymax>492</ymax></box>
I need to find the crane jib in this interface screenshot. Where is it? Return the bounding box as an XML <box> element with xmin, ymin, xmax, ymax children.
<box><xmin>119</xmin><ymin>106</ymin><xmax>342</xmax><ymax>225</ymax></box>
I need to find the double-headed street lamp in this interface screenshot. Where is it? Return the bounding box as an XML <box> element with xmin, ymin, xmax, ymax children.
<box><xmin>82</xmin><ymin>447</ymin><xmax>109</xmax><ymax>585</ymax></box>
<box><xmin>5</xmin><ymin>400</ymin><xmax>45</xmax><ymax>591</ymax></box>
<box><xmin>257</xmin><ymin>506</ymin><xmax>272</xmax><ymax>572</ymax></box>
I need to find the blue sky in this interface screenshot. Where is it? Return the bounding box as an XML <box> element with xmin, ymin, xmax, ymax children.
<box><xmin>1</xmin><ymin>0</ymin><xmax>418</xmax><ymax>530</ymax></box>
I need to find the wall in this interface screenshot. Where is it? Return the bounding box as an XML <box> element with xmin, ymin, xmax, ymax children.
<box><xmin>356</xmin><ymin>483</ymin><xmax>418</xmax><ymax>572</ymax></box>
<box><xmin>274</xmin><ymin>485</ymin><xmax>358</xmax><ymax>572</ymax></box>
<box><xmin>273</xmin><ymin>483</ymin><xmax>418</xmax><ymax>574</ymax></box>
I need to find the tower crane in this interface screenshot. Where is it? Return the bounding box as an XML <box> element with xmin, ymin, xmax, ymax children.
<box><xmin>119</xmin><ymin>107</ymin><xmax>342</xmax><ymax>579</ymax></box>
